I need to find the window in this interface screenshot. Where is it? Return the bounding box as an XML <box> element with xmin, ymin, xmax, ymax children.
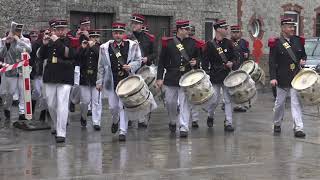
<box><xmin>316</xmin><ymin>13</ymin><xmax>320</xmax><ymax>37</ymax></box>
<box><xmin>284</xmin><ymin>11</ymin><xmax>299</xmax><ymax>35</ymax></box>
<box><xmin>250</xmin><ymin>19</ymin><xmax>261</xmax><ymax>38</ymax></box>
<box><xmin>205</xmin><ymin>20</ymin><xmax>216</xmax><ymax>41</ymax></box>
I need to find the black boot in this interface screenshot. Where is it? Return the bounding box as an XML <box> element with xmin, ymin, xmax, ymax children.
<box><xmin>39</xmin><ymin>110</ymin><xmax>46</xmax><ymax>121</ymax></box>
<box><xmin>19</xmin><ymin>114</ymin><xmax>27</xmax><ymax>120</ymax></box>
<box><xmin>80</xmin><ymin>117</ymin><xmax>87</xmax><ymax>127</ymax></box>
<box><xmin>87</xmin><ymin>110</ymin><xmax>92</xmax><ymax>116</ymax></box>
<box><xmin>69</xmin><ymin>102</ymin><xmax>75</xmax><ymax>112</ymax></box>
<box><xmin>56</xmin><ymin>136</ymin><xmax>65</xmax><ymax>143</ymax></box>
<box><xmin>119</xmin><ymin>134</ymin><xmax>126</xmax><ymax>141</ymax></box>
<box><xmin>207</xmin><ymin>117</ymin><xmax>214</xmax><ymax>127</ymax></box>
<box><xmin>4</xmin><ymin>110</ymin><xmax>10</xmax><ymax>120</ymax></box>
<box><xmin>138</xmin><ymin>122</ymin><xmax>148</xmax><ymax>128</ymax></box>
<box><xmin>128</xmin><ymin>120</ymin><xmax>133</xmax><ymax>127</ymax></box>
<box><xmin>31</xmin><ymin>100</ymin><xmax>36</xmax><ymax>114</ymax></box>
<box><xmin>111</xmin><ymin>121</ymin><xmax>119</xmax><ymax>134</ymax></box>
<box><xmin>192</xmin><ymin>121</ymin><xmax>199</xmax><ymax>128</ymax></box>
<box><xmin>169</xmin><ymin>123</ymin><xmax>176</xmax><ymax>133</ymax></box>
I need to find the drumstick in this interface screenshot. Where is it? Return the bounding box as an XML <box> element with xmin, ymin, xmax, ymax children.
<box><xmin>98</xmin><ymin>90</ymin><xmax>101</xmax><ymax>105</ymax></box>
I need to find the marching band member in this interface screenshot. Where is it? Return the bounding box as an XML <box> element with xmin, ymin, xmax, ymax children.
<box><xmin>96</xmin><ymin>22</ymin><xmax>141</xmax><ymax>141</ymax></box>
<box><xmin>230</xmin><ymin>25</ymin><xmax>250</xmax><ymax>113</ymax></box>
<box><xmin>77</xmin><ymin>30</ymin><xmax>102</xmax><ymax>130</ymax></box>
<box><xmin>30</xmin><ymin>30</ymin><xmax>48</xmax><ymax>121</ymax></box>
<box><xmin>187</xmin><ymin>25</ymin><xmax>205</xmax><ymax>128</ymax></box>
<box><xmin>38</xmin><ymin>19</ymin><xmax>76</xmax><ymax>143</ymax></box>
<box><xmin>202</xmin><ymin>20</ymin><xmax>236</xmax><ymax>132</ymax></box>
<box><xmin>127</xmin><ymin>13</ymin><xmax>156</xmax><ymax>128</ymax></box>
<box><xmin>156</xmin><ymin>20</ymin><xmax>200</xmax><ymax>137</ymax></box>
<box><xmin>0</xmin><ymin>22</ymin><xmax>32</xmax><ymax>121</ymax></box>
<box><xmin>268</xmin><ymin>18</ymin><xmax>307</xmax><ymax>138</ymax></box>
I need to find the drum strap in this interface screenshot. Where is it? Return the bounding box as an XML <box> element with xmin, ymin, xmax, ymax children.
<box><xmin>173</xmin><ymin>37</ymin><xmax>190</xmax><ymax>63</ymax></box>
<box><xmin>279</xmin><ymin>36</ymin><xmax>298</xmax><ymax>64</ymax></box>
<box><xmin>211</xmin><ymin>40</ymin><xmax>228</xmax><ymax>63</ymax></box>
<box><xmin>130</xmin><ymin>33</ymin><xmax>144</xmax><ymax>57</ymax></box>
<box><xmin>110</xmin><ymin>44</ymin><xmax>126</xmax><ymax>66</ymax></box>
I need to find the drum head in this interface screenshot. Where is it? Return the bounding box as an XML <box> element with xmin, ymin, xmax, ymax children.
<box><xmin>224</xmin><ymin>70</ymin><xmax>248</xmax><ymax>88</ymax></box>
<box><xmin>137</xmin><ymin>66</ymin><xmax>151</xmax><ymax>76</ymax></box>
<box><xmin>116</xmin><ymin>76</ymin><xmax>143</xmax><ymax>97</ymax></box>
<box><xmin>240</xmin><ymin>60</ymin><xmax>255</xmax><ymax>74</ymax></box>
<box><xmin>292</xmin><ymin>69</ymin><xmax>318</xmax><ymax>90</ymax></box>
<box><xmin>179</xmin><ymin>70</ymin><xmax>205</xmax><ymax>87</ymax></box>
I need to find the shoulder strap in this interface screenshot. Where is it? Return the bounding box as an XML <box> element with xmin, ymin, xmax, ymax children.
<box><xmin>110</xmin><ymin>43</ymin><xmax>125</xmax><ymax>65</ymax></box>
<box><xmin>211</xmin><ymin>39</ymin><xmax>228</xmax><ymax>63</ymax></box>
<box><xmin>279</xmin><ymin>36</ymin><xmax>298</xmax><ymax>63</ymax></box>
<box><xmin>173</xmin><ymin>36</ymin><xmax>190</xmax><ymax>62</ymax></box>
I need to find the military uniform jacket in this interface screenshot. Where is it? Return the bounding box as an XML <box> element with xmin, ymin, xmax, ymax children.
<box><xmin>128</xmin><ymin>31</ymin><xmax>155</xmax><ymax>66</ymax></box>
<box><xmin>77</xmin><ymin>43</ymin><xmax>100</xmax><ymax>86</ymax></box>
<box><xmin>202</xmin><ymin>38</ymin><xmax>236</xmax><ymax>84</ymax></box>
<box><xmin>96</xmin><ymin>39</ymin><xmax>141</xmax><ymax>91</ymax></box>
<box><xmin>30</xmin><ymin>39</ymin><xmax>43</xmax><ymax>79</ymax></box>
<box><xmin>38</xmin><ymin>37</ymin><xmax>76</xmax><ymax>85</ymax></box>
<box><xmin>232</xmin><ymin>38</ymin><xmax>249</xmax><ymax>69</ymax></box>
<box><xmin>157</xmin><ymin>36</ymin><xmax>201</xmax><ymax>87</ymax></box>
<box><xmin>269</xmin><ymin>35</ymin><xmax>307</xmax><ymax>88</ymax></box>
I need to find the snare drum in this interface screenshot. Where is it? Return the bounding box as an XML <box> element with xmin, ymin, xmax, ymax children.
<box><xmin>137</xmin><ymin>66</ymin><xmax>160</xmax><ymax>97</ymax></box>
<box><xmin>224</xmin><ymin>70</ymin><xmax>256</xmax><ymax>104</ymax></box>
<box><xmin>240</xmin><ymin>60</ymin><xmax>263</xmax><ymax>83</ymax></box>
<box><xmin>292</xmin><ymin>68</ymin><xmax>320</xmax><ymax>105</ymax></box>
<box><xmin>116</xmin><ymin>75</ymin><xmax>152</xmax><ymax>111</ymax></box>
<box><xmin>179</xmin><ymin>69</ymin><xmax>215</xmax><ymax>105</ymax></box>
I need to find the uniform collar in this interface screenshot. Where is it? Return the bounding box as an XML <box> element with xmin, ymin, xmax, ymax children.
<box><xmin>113</xmin><ymin>40</ymin><xmax>124</xmax><ymax>47</ymax></box>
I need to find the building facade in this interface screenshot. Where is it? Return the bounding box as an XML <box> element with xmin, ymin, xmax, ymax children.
<box><xmin>1</xmin><ymin>0</ymin><xmax>320</xmax><ymax>78</ymax></box>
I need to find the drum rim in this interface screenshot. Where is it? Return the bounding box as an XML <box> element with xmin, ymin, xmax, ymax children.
<box><xmin>125</xmin><ymin>91</ymin><xmax>151</xmax><ymax>109</ymax></box>
<box><xmin>179</xmin><ymin>69</ymin><xmax>206</xmax><ymax>87</ymax></box>
<box><xmin>291</xmin><ymin>68</ymin><xmax>318</xmax><ymax>90</ymax></box>
<box><xmin>116</xmin><ymin>75</ymin><xmax>145</xmax><ymax>97</ymax></box>
<box><xmin>240</xmin><ymin>60</ymin><xmax>255</xmax><ymax>75</ymax></box>
<box><xmin>224</xmin><ymin>70</ymin><xmax>249</xmax><ymax>88</ymax></box>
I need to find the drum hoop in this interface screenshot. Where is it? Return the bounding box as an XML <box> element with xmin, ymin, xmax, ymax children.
<box><xmin>116</xmin><ymin>76</ymin><xmax>144</xmax><ymax>97</ymax></box>
<box><xmin>179</xmin><ymin>69</ymin><xmax>205</xmax><ymax>87</ymax></box>
<box><xmin>224</xmin><ymin>70</ymin><xmax>249</xmax><ymax>88</ymax></box>
<box><xmin>291</xmin><ymin>68</ymin><xmax>318</xmax><ymax>90</ymax></box>
<box><xmin>125</xmin><ymin>91</ymin><xmax>150</xmax><ymax>109</ymax></box>
<box><xmin>240</xmin><ymin>60</ymin><xmax>255</xmax><ymax>74</ymax></box>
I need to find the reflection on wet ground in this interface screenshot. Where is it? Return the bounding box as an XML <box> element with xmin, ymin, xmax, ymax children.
<box><xmin>1</xmin><ymin>92</ymin><xmax>320</xmax><ymax>179</ymax></box>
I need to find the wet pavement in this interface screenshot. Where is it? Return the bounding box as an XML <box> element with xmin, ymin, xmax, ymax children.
<box><xmin>1</xmin><ymin>91</ymin><xmax>320</xmax><ymax>180</ymax></box>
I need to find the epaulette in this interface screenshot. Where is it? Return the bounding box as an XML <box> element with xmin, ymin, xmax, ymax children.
<box><xmin>161</xmin><ymin>36</ymin><xmax>173</xmax><ymax>48</ymax></box>
<box><xmin>69</xmin><ymin>37</ymin><xmax>80</xmax><ymax>48</ymax></box>
<box><xmin>191</xmin><ymin>37</ymin><xmax>205</xmax><ymax>49</ymax></box>
<box><xmin>145</xmin><ymin>32</ymin><xmax>155</xmax><ymax>42</ymax></box>
<box><xmin>268</xmin><ymin>37</ymin><xmax>279</xmax><ymax>48</ymax></box>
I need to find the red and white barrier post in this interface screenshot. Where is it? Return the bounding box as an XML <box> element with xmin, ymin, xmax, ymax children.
<box><xmin>22</xmin><ymin>51</ymin><xmax>32</xmax><ymax>120</ymax></box>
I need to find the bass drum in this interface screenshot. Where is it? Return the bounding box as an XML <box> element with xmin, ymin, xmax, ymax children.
<box><xmin>292</xmin><ymin>68</ymin><xmax>320</xmax><ymax>105</ymax></box>
<box><xmin>179</xmin><ymin>69</ymin><xmax>215</xmax><ymax>105</ymax></box>
<box><xmin>224</xmin><ymin>70</ymin><xmax>256</xmax><ymax>104</ymax></box>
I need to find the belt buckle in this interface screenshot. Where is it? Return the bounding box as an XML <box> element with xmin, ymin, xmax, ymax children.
<box><xmin>179</xmin><ymin>66</ymin><xmax>185</xmax><ymax>72</ymax></box>
<box><xmin>87</xmin><ymin>70</ymin><xmax>93</xmax><ymax>75</ymax></box>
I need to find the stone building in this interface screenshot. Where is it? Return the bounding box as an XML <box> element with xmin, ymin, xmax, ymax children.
<box><xmin>1</xmin><ymin>0</ymin><xmax>320</xmax><ymax>78</ymax></box>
